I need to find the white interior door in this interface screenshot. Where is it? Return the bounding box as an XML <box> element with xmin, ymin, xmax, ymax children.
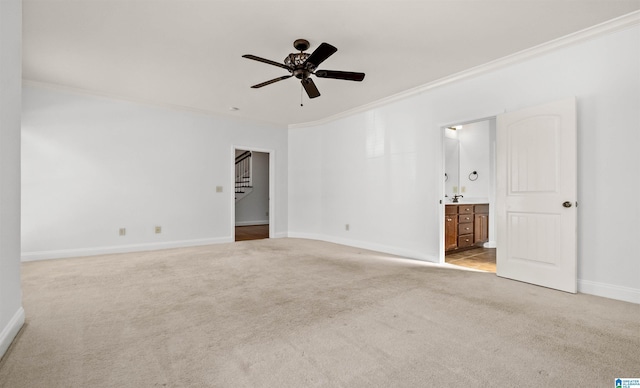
<box><xmin>496</xmin><ymin>98</ymin><xmax>577</xmax><ymax>293</ymax></box>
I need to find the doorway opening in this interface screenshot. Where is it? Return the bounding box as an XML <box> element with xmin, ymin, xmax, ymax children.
<box><xmin>233</xmin><ymin>148</ymin><xmax>271</xmax><ymax>242</ymax></box>
<box><xmin>442</xmin><ymin>118</ymin><xmax>496</xmax><ymax>272</ymax></box>
<box><xmin>441</xmin><ymin>98</ymin><xmax>577</xmax><ymax>291</ymax></box>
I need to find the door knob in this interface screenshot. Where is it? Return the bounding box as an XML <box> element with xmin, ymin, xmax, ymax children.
<box><xmin>562</xmin><ymin>201</ymin><xmax>572</xmax><ymax>208</ymax></box>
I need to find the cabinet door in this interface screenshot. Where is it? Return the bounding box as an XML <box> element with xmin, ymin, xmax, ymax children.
<box><xmin>474</xmin><ymin>214</ymin><xmax>489</xmax><ymax>244</ymax></box>
<box><xmin>445</xmin><ymin>215</ymin><xmax>458</xmax><ymax>251</ymax></box>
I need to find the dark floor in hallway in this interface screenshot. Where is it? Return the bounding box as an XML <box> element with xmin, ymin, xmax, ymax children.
<box><xmin>235</xmin><ymin>224</ymin><xmax>269</xmax><ymax>241</ymax></box>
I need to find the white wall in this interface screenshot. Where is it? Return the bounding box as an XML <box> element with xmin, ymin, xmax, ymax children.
<box><xmin>22</xmin><ymin>85</ymin><xmax>288</xmax><ymax>260</ymax></box>
<box><xmin>288</xmin><ymin>127</ymin><xmax>322</xmax><ymax>234</ymax></box>
<box><xmin>235</xmin><ymin>151</ymin><xmax>269</xmax><ymax>226</ymax></box>
<box><xmin>291</xmin><ymin>105</ymin><xmax>441</xmax><ymax>260</ymax></box>
<box><xmin>288</xmin><ymin>24</ymin><xmax>640</xmax><ymax>303</ymax></box>
<box><xmin>0</xmin><ymin>0</ymin><xmax>25</xmax><ymax>359</ymax></box>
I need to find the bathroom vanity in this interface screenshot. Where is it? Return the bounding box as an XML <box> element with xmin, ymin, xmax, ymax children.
<box><xmin>445</xmin><ymin>203</ymin><xmax>489</xmax><ymax>253</ymax></box>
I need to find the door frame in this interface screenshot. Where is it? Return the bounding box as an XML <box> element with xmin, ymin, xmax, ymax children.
<box><xmin>231</xmin><ymin>145</ymin><xmax>275</xmax><ymax>241</ymax></box>
<box><xmin>438</xmin><ymin>114</ymin><xmax>498</xmax><ymax>265</ymax></box>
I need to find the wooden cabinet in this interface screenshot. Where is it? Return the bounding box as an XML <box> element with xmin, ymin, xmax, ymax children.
<box><xmin>444</xmin><ymin>206</ymin><xmax>458</xmax><ymax>251</ymax></box>
<box><xmin>445</xmin><ymin>203</ymin><xmax>489</xmax><ymax>253</ymax></box>
<box><xmin>474</xmin><ymin>204</ymin><xmax>489</xmax><ymax>244</ymax></box>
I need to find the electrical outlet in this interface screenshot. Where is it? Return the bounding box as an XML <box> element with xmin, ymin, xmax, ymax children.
<box><xmin>453</xmin><ymin>186</ymin><xmax>458</xmax><ymax>193</ymax></box>
<box><xmin>155</xmin><ymin>226</ymin><xmax>161</xmax><ymax>234</ymax></box>
<box><xmin>461</xmin><ymin>186</ymin><xmax>466</xmax><ymax>193</ymax></box>
<box><xmin>345</xmin><ymin>224</ymin><xmax>350</xmax><ymax>231</ymax></box>
<box><xmin>119</xmin><ymin>228</ymin><xmax>126</xmax><ymax>236</ymax></box>
<box><xmin>216</xmin><ymin>186</ymin><xmax>223</xmax><ymax>193</ymax></box>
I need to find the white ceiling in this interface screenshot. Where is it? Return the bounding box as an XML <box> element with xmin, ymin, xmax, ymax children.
<box><xmin>23</xmin><ymin>1</ymin><xmax>640</xmax><ymax>127</ymax></box>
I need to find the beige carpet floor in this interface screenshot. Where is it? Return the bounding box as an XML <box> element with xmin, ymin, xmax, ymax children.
<box><xmin>1</xmin><ymin>238</ymin><xmax>638</xmax><ymax>387</ymax></box>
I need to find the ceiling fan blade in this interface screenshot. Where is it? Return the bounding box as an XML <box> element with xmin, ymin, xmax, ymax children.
<box><xmin>250</xmin><ymin>75</ymin><xmax>292</xmax><ymax>88</ymax></box>
<box><xmin>315</xmin><ymin>70</ymin><xmax>365</xmax><ymax>82</ymax></box>
<box><xmin>242</xmin><ymin>54</ymin><xmax>290</xmax><ymax>70</ymax></box>
<box><xmin>303</xmin><ymin>42</ymin><xmax>337</xmax><ymax>68</ymax></box>
<box><xmin>301</xmin><ymin>78</ymin><xmax>320</xmax><ymax>99</ymax></box>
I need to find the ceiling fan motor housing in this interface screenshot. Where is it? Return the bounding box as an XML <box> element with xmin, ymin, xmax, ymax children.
<box><xmin>293</xmin><ymin>68</ymin><xmax>311</xmax><ymax>80</ymax></box>
<box><xmin>293</xmin><ymin>39</ymin><xmax>310</xmax><ymax>51</ymax></box>
<box><xmin>285</xmin><ymin>53</ymin><xmax>311</xmax><ymax>68</ymax></box>
<box><xmin>285</xmin><ymin>52</ymin><xmax>316</xmax><ymax>79</ymax></box>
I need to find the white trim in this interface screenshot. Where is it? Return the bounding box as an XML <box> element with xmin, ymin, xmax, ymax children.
<box><xmin>439</xmin><ymin>125</ymin><xmax>446</xmax><ymax>265</ymax></box>
<box><xmin>287</xmin><ymin>235</ymin><xmax>640</xmax><ymax>305</ymax></box>
<box><xmin>578</xmin><ymin>279</ymin><xmax>640</xmax><ymax>305</ymax></box>
<box><xmin>287</xmin><ymin>232</ymin><xmax>323</xmax><ymax>240</ymax></box>
<box><xmin>0</xmin><ymin>307</ymin><xmax>25</xmax><ymax>360</ymax></box>
<box><xmin>287</xmin><ymin>232</ymin><xmax>439</xmax><ymax>263</ymax></box>
<box><xmin>289</xmin><ymin>10</ymin><xmax>640</xmax><ymax>129</ymax></box>
<box><xmin>21</xmin><ymin>237</ymin><xmax>233</xmax><ymax>262</ymax></box>
<box><xmin>23</xmin><ymin>13</ymin><xmax>639</xmax><ymax>132</ymax></box>
<box><xmin>235</xmin><ymin>220</ymin><xmax>269</xmax><ymax>226</ymax></box>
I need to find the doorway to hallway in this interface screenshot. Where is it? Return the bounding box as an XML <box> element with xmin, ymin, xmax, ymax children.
<box><xmin>233</xmin><ymin>148</ymin><xmax>271</xmax><ymax>242</ymax></box>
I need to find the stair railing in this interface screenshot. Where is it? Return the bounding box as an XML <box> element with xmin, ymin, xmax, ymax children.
<box><xmin>235</xmin><ymin>151</ymin><xmax>252</xmax><ymax>193</ymax></box>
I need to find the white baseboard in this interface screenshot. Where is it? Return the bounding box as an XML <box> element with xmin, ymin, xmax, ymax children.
<box><xmin>578</xmin><ymin>279</ymin><xmax>640</xmax><ymax>304</ymax></box>
<box><xmin>235</xmin><ymin>220</ymin><xmax>269</xmax><ymax>227</ymax></box>
<box><xmin>21</xmin><ymin>237</ymin><xmax>234</xmax><ymax>261</ymax></box>
<box><xmin>287</xmin><ymin>232</ymin><xmax>323</xmax><ymax>240</ymax></box>
<box><xmin>287</xmin><ymin>232</ymin><xmax>439</xmax><ymax>263</ymax></box>
<box><xmin>289</xmin><ymin>233</ymin><xmax>639</xmax><ymax>305</ymax></box>
<box><xmin>0</xmin><ymin>307</ymin><xmax>25</xmax><ymax>360</ymax></box>
<box><xmin>23</xmin><ymin>234</ymin><xmax>638</xmax><ymax>305</ymax></box>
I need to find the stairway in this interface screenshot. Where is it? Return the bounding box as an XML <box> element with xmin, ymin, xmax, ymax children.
<box><xmin>235</xmin><ymin>151</ymin><xmax>253</xmax><ymax>202</ymax></box>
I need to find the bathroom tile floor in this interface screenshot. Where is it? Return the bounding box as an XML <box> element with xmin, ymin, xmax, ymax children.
<box><xmin>446</xmin><ymin>247</ymin><xmax>496</xmax><ymax>272</ymax></box>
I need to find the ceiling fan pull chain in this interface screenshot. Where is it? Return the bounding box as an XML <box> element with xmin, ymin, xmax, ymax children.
<box><xmin>300</xmin><ymin>84</ymin><xmax>303</xmax><ymax>107</ymax></box>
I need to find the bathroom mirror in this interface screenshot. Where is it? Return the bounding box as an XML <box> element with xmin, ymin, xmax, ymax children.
<box><xmin>444</xmin><ymin>136</ymin><xmax>459</xmax><ymax>198</ymax></box>
<box><xmin>444</xmin><ymin>120</ymin><xmax>493</xmax><ymax>203</ymax></box>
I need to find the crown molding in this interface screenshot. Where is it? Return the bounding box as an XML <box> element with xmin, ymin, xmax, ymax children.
<box><xmin>289</xmin><ymin>10</ymin><xmax>640</xmax><ymax>130</ymax></box>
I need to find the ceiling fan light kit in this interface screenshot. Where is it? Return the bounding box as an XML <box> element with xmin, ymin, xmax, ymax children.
<box><xmin>242</xmin><ymin>39</ymin><xmax>365</xmax><ymax>100</ymax></box>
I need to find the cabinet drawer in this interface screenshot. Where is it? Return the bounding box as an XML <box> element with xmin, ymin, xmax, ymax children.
<box><xmin>458</xmin><ymin>214</ymin><xmax>473</xmax><ymax>223</ymax></box>
<box><xmin>474</xmin><ymin>204</ymin><xmax>489</xmax><ymax>214</ymax></box>
<box><xmin>445</xmin><ymin>205</ymin><xmax>458</xmax><ymax>215</ymax></box>
<box><xmin>458</xmin><ymin>205</ymin><xmax>474</xmax><ymax>214</ymax></box>
<box><xmin>458</xmin><ymin>235</ymin><xmax>474</xmax><ymax>248</ymax></box>
<box><xmin>458</xmin><ymin>222</ymin><xmax>473</xmax><ymax>236</ymax></box>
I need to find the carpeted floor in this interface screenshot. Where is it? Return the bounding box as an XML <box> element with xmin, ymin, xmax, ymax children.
<box><xmin>1</xmin><ymin>238</ymin><xmax>638</xmax><ymax>387</ymax></box>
